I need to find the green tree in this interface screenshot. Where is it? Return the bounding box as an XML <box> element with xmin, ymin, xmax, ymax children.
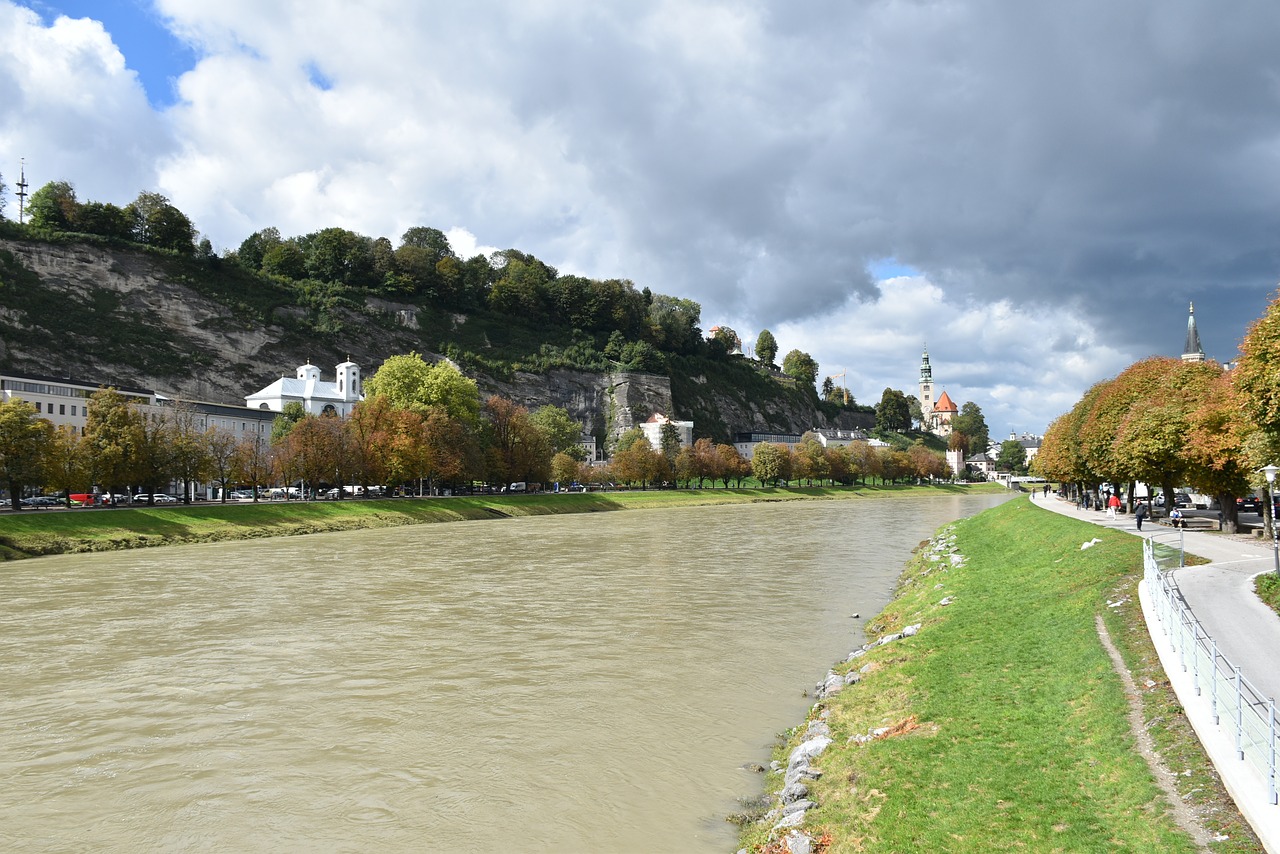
<box><xmin>0</xmin><ymin>398</ymin><xmax>53</xmax><ymax>510</ymax></box>
<box><xmin>483</xmin><ymin>396</ymin><xmax>551</xmax><ymax>485</ymax></box>
<box><xmin>206</xmin><ymin>427</ymin><xmax>239</xmax><ymax>501</ymax></box>
<box><xmin>125</xmin><ymin>191</ymin><xmax>195</xmax><ymax>253</ymax></box>
<box><xmin>301</xmin><ymin>227</ymin><xmax>375</xmax><ymax>287</ymax></box>
<box><xmin>44</xmin><ymin>424</ymin><xmax>89</xmax><ymax>503</ymax></box>
<box><xmin>709</xmin><ymin>326</ymin><xmax>740</xmax><ymax>355</ymax></box>
<box><xmin>75</xmin><ymin>201</ymin><xmax>133</xmax><ymax>240</ymax></box>
<box><xmin>952</xmin><ymin>402</ymin><xmax>990</xmax><ymax>454</ymax></box>
<box><xmin>27</xmin><ymin>180</ymin><xmax>79</xmax><ymax>230</ymax></box>
<box><xmin>648</xmin><ymin>294</ymin><xmax>702</xmax><ymax>354</ymax></box>
<box><xmin>489</xmin><ymin>255</ymin><xmax>552</xmax><ymax>316</ymax></box>
<box><xmin>875</xmin><ymin>388</ymin><xmax>911</xmax><ymax>433</ymax></box>
<box><xmin>751</xmin><ymin>442</ymin><xmax>785</xmax><ymax>485</ymax></box>
<box><xmin>82</xmin><ymin>388</ymin><xmax>144</xmax><ymax>496</ymax></box>
<box><xmin>907</xmin><ymin>395</ymin><xmax>923</xmax><ymax>428</ymax></box>
<box><xmin>254</xmin><ymin>241</ymin><xmax>302</xmax><ymax>279</ymax></box>
<box><xmin>270</xmin><ymin>401</ymin><xmax>308</xmax><ymax>445</ymax></box>
<box><xmin>781</xmin><ymin>349</ymin><xmax>819</xmax><ymax>386</ymax></box>
<box><xmin>658</xmin><ymin>421</ymin><xmax>682</xmax><ymax>465</ymax></box>
<box><xmin>133</xmin><ymin>410</ymin><xmax>178</xmax><ymax>502</ymax></box>
<box><xmin>167</xmin><ymin>405</ymin><xmax>213</xmax><ymax>502</ymax></box>
<box><xmin>365</xmin><ymin>353</ymin><xmax>480</xmax><ymax>426</ymax></box>
<box><xmin>551</xmin><ymin>451</ymin><xmax>582</xmax><ymax>487</ymax></box>
<box><xmin>794</xmin><ymin>432</ymin><xmax>829</xmax><ymax>485</ymax></box>
<box><xmin>237</xmin><ymin>227</ymin><xmax>284</xmax><ymax>271</ymax></box>
<box><xmin>755</xmin><ymin>329</ymin><xmax>778</xmax><ymax>366</ymax></box>
<box><xmin>529</xmin><ymin>405</ymin><xmax>582</xmax><ymax>456</ymax></box>
<box><xmin>231</xmin><ymin>433</ymin><xmax>273</xmax><ymax>499</ymax></box>
<box><xmin>995</xmin><ymin>439</ymin><xmax>1028</xmax><ymax>474</ymax></box>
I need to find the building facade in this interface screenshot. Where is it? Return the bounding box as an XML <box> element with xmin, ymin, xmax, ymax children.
<box><xmin>245</xmin><ymin>361</ymin><xmax>364</xmax><ymax>417</ymax></box>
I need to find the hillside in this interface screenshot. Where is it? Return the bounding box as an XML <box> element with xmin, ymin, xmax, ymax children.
<box><xmin>0</xmin><ymin>231</ymin><xmax>871</xmax><ymax>443</ymax></box>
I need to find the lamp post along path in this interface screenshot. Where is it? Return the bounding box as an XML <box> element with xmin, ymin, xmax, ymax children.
<box><xmin>1263</xmin><ymin>465</ymin><xmax>1280</xmax><ymax>577</ymax></box>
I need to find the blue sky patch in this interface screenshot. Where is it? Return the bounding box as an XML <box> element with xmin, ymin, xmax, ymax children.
<box><xmin>20</xmin><ymin>0</ymin><xmax>196</xmax><ymax>108</ymax></box>
<box><xmin>867</xmin><ymin>257</ymin><xmax>921</xmax><ymax>280</ymax></box>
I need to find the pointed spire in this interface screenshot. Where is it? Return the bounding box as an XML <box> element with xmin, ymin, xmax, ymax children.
<box><xmin>919</xmin><ymin>344</ymin><xmax>933</xmax><ymax>382</ymax></box>
<box><xmin>1182</xmin><ymin>302</ymin><xmax>1204</xmax><ymax>363</ymax></box>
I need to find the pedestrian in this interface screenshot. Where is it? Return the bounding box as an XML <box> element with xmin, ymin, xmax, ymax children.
<box><xmin>1170</xmin><ymin>507</ymin><xmax>1185</xmax><ymax>529</ymax></box>
<box><xmin>1107</xmin><ymin>492</ymin><xmax>1121</xmax><ymax>518</ymax></box>
<box><xmin>1135</xmin><ymin>500</ymin><xmax>1147</xmax><ymax>531</ymax></box>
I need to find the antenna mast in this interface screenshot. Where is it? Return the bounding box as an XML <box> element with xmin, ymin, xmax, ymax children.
<box><xmin>15</xmin><ymin>158</ymin><xmax>29</xmax><ymax>224</ymax></box>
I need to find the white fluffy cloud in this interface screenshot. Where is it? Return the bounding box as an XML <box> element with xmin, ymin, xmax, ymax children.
<box><xmin>5</xmin><ymin>0</ymin><xmax>1280</xmax><ymax>439</ymax></box>
<box><xmin>0</xmin><ymin>4</ymin><xmax>171</xmax><ymax>203</ymax></box>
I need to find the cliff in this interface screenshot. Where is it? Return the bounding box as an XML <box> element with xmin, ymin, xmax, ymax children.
<box><xmin>0</xmin><ymin>236</ymin><xmax>869</xmax><ymax>442</ymax></box>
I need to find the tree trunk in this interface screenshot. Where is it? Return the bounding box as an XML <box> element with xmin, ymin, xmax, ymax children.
<box><xmin>1216</xmin><ymin>493</ymin><xmax>1238</xmax><ymax>534</ymax></box>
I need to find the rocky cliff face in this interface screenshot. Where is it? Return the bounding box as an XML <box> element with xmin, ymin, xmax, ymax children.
<box><xmin>0</xmin><ymin>237</ymin><xmax>867</xmax><ymax>442</ymax></box>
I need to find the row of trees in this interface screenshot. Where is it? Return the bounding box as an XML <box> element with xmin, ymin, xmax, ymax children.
<box><xmin>1032</xmin><ymin>290</ymin><xmax>1280</xmax><ymax>533</ymax></box>
<box><xmin>0</xmin><ymin>344</ymin><xmax>953</xmax><ymax>505</ymax></box>
<box><xmin>22</xmin><ymin>182</ymin><xmax>199</xmax><ymax>255</ymax></box>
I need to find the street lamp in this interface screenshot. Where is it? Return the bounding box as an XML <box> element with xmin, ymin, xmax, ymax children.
<box><xmin>1263</xmin><ymin>464</ymin><xmax>1280</xmax><ymax>577</ymax></box>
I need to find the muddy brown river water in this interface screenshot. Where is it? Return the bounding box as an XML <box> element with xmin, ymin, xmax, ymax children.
<box><xmin>0</xmin><ymin>494</ymin><xmax>1009</xmax><ymax>852</ymax></box>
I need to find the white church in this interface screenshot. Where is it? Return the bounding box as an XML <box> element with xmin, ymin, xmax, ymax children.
<box><xmin>245</xmin><ymin>360</ymin><xmax>364</xmax><ymax>417</ymax></box>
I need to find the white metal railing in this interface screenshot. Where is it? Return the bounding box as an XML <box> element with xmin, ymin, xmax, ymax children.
<box><xmin>1144</xmin><ymin>537</ymin><xmax>1279</xmax><ymax>806</ymax></box>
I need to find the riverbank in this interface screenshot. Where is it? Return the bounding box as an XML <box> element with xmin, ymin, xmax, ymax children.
<box><xmin>0</xmin><ymin>483</ymin><xmax>1005</xmax><ymax>560</ymax></box>
<box><xmin>739</xmin><ymin>496</ymin><xmax>1263</xmax><ymax>853</ymax></box>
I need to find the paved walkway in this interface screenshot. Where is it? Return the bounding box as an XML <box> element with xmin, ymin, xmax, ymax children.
<box><xmin>1029</xmin><ymin>491</ymin><xmax>1280</xmax><ymax>850</ymax></box>
<box><xmin>1029</xmin><ymin>490</ymin><xmax>1280</xmax><ymax>700</ymax></box>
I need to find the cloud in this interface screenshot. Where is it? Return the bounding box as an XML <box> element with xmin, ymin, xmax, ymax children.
<box><xmin>0</xmin><ymin>3</ymin><xmax>171</xmax><ymax>203</ymax></box>
<box><xmin>5</xmin><ymin>0</ymin><xmax>1280</xmax><ymax>440</ymax></box>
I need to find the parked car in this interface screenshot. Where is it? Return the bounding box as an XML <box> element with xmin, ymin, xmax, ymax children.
<box><xmin>1154</xmin><ymin>493</ymin><xmax>1191</xmax><ymax>508</ymax></box>
<box><xmin>134</xmin><ymin>493</ymin><xmax>178</xmax><ymax>504</ymax></box>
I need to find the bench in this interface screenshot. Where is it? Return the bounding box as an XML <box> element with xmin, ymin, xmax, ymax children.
<box><xmin>1154</xmin><ymin>516</ymin><xmax>1216</xmax><ymax>531</ymax></box>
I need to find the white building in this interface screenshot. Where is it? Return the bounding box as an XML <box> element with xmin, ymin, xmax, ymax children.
<box><xmin>245</xmin><ymin>360</ymin><xmax>364</xmax><ymax>417</ymax></box>
<box><xmin>0</xmin><ymin>371</ymin><xmax>152</xmax><ymax>431</ymax></box>
<box><xmin>639</xmin><ymin>413</ymin><xmax>693</xmax><ymax>450</ymax></box>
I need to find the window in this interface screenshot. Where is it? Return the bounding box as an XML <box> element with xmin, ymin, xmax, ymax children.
<box><xmin>71</xmin><ymin>405</ymin><xmax>77</xmax><ymax>416</ymax></box>
<box><xmin>35</xmin><ymin>402</ymin><xmax>42</xmax><ymax>413</ymax></box>
<box><xmin>59</xmin><ymin>404</ymin><xmax>65</xmax><ymax>415</ymax></box>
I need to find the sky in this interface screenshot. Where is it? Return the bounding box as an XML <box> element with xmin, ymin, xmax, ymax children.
<box><xmin>3</xmin><ymin>1</ymin><xmax>1280</xmax><ymax>443</ymax></box>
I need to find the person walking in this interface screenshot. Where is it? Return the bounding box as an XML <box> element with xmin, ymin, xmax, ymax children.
<box><xmin>1135</xmin><ymin>500</ymin><xmax>1147</xmax><ymax>531</ymax></box>
<box><xmin>1107</xmin><ymin>492</ymin><xmax>1121</xmax><ymax>518</ymax></box>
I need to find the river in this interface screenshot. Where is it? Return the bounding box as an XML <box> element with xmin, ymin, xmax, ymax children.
<box><xmin>0</xmin><ymin>493</ymin><xmax>1009</xmax><ymax>852</ymax></box>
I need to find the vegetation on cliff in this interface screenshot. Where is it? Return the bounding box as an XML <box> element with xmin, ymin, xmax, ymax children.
<box><xmin>0</xmin><ymin>210</ymin><xmax>870</xmax><ymax>441</ymax></box>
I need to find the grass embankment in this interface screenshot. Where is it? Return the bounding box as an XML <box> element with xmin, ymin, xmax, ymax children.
<box><xmin>1257</xmin><ymin>573</ymin><xmax>1280</xmax><ymax>615</ymax></box>
<box><xmin>0</xmin><ymin>482</ymin><xmax>1006</xmax><ymax>560</ymax></box>
<box><xmin>740</xmin><ymin>496</ymin><xmax>1261</xmax><ymax>853</ymax></box>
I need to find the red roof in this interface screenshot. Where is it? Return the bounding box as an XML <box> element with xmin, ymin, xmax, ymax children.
<box><xmin>934</xmin><ymin>390</ymin><xmax>958</xmax><ymax>412</ymax></box>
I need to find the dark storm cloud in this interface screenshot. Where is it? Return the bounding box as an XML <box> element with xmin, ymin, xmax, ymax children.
<box><xmin>9</xmin><ymin>0</ymin><xmax>1280</xmax><ymax>433</ymax></box>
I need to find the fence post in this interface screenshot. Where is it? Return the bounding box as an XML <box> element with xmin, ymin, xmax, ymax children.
<box><xmin>1210</xmin><ymin>638</ymin><xmax>1219</xmax><ymax>725</ymax></box>
<box><xmin>1236</xmin><ymin>667</ymin><xmax>1245</xmax><ymax>761</ymax></box>
<box><xmin>1270</xmin><ymin>698</ymin><xmax>1277</xmax><ymax>806</ymax></box>
<box><xmin>1191</xmin><ymin>621</ymin><xmax>1200</xmax><ymax>695</ymax></box>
